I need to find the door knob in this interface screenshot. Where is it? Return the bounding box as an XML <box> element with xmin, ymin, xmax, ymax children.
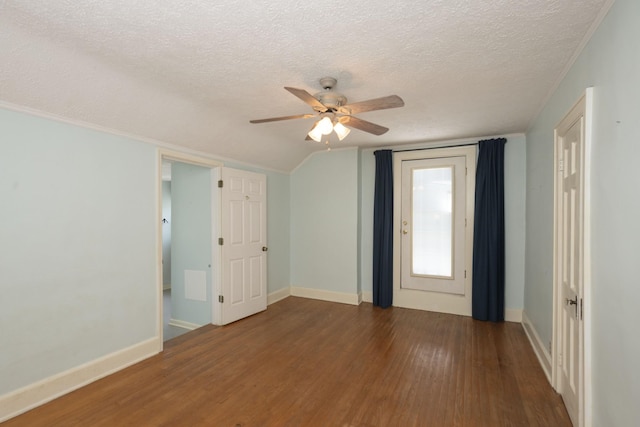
<box><xmin>402</xmin><ymin>229</ymin><xmax>408</xmax><ymax>235</ymax></box>
<box><xmin>262</xmin><ymin>246</ymin><xmax>268</xmax><ymax>252</ymax></box>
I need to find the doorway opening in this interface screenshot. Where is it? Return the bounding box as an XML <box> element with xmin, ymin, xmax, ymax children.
<box><xmin>158</xmin><ymin>150</ymin><xmax>223</xmax><ymax>347</ymax></box>
<box><xmin>160</xmin><ymin>164</ymin><xmax>187</xmax><ymax>341</ymax></box>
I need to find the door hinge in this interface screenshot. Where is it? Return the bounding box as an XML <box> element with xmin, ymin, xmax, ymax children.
<box><xmin>218</xmin><ymin>180</ymin><xmax>224</xmax><ymax>188</ymax></box>
<box><xmin>464</xmin><ymin>270</ymin><xmax>467</xmax><ymax>279</ymax></box>
<box><xmin>558</xmin><ymin>159</ymin><xmax>564</xmax><ymax>172</ymax></box>
<box><xmin>218</xmin><ymin>237</ymin><xmax>224</xmax><ymax>245</ymax></box>
<box><xmin>218</xmin><ymin>295</ymin><xmax>224</xmax><ymax>303</ymax></box>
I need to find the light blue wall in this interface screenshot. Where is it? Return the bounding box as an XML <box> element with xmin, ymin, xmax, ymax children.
<box><xmin>170</xmin><ymin>163</ymin><xmax>212</xmax><ymax>326</ymax></box>
<box><xmin>359</xmin><ymin>136</ymin><xmax>527</xmax><ymax>311</ymax></box>
<box><xmin>0</xmin><ymin>108</ymin><xmax>157</xmax><ymax>394</ymax></box>
<box><xmin>359</xmin><ymin>148</ymin><xmax>376</xmax><ymax>299</ymax></box>
<box><xmin>0</xmin><ymin>106</ymin><xmax>291</xmax><ymax>403</ymax></box>
<box><xmin>525</xmin><ymin>0</ymin><xmax>640</xmax><ymax>424</ymax></box>
<box><xmin>290</xmin><ymin>148</ymin><xmax>359</xmax><ymax>295</ymax></box>
<box><xmin>503</xmin><ymin>136</ymin><xmax>527</xmax><ymax>311</ymax></box>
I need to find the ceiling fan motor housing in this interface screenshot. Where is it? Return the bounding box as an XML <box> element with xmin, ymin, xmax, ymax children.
<box><xmin>314</xmin><ymin>91</ymin><xmax>347</xmax><ymax>111</ymax></box>
<box><xmin>319</xmin><ymin>76</ymin><xmax>337</xmax><ymax>89</ymax></box>
<box><xmin>311</xmin><ymin>77</ymin><xmax>347</xmax><ymax>111</ymax></box>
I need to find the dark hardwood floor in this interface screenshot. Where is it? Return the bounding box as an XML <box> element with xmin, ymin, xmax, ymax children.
<box><xmin>3</xmin><ymin>297</ymin><xmax>571</xmax><ymax>426</ymax></box>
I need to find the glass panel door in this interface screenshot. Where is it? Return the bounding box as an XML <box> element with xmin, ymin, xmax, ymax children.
<box><xmin>400</xmin><ymin>155</ymin><xmax>466</xmax><ymax>295</ymax></box>
<box><xmin>412</xmin><ymin>166</ymin><xmax>453</xmax><ymax>278</ymax></box>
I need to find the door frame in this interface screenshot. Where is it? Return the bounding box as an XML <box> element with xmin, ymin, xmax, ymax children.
<box><xmin>157</xmin><ymin>149</ymin><xmax>223</xmax><ymax>349</ymax></box>
<box><xmin>552</xmin><ymin>88</ymin><xmax>593</xmax><ymax>427</ymax></box>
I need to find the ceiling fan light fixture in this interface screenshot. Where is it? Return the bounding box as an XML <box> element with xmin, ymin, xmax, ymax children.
<box><xmin>333</xmin><ymin>121</ymin><xmax>351</xmax><ymax>140</ymax></box>
<box><xmin>317</xmin><ymin>116</ymin><xmax>333</xmax><ymax>135</ymax></box>
<box><xmin>307</xmin><ymin>124</ymin><xmax>324</xmax><ymax>142</ymax></box>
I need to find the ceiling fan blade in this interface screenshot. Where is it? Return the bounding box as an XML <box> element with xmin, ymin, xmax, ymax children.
<box><xmin>338</xmin><ymin>95</ymin><xmax>404</xmax><ymax>115</ymax></box>
<box><xmin>250</xmin><ymin>114</ymin><xmax>315</xmax><ymax>124</ymax></box>
<box><xmin>339</xmin><ymin>116</ymin><xmax>389</xmax><ymax>135</ymax></box>
<box><xmin>284</xmin><ymin>87</ymin><xmax>328</xmax><ymax>112</ymax></box>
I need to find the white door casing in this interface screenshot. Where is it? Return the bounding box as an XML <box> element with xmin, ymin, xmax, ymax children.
<box><xmin>558</xmin><ymin>116</ymin><xmax>582</xmax><ymax>426</ymax></box>
<box><xmin>393</xmin><ymin>146</ymin><xmax>476</xmax><ymax>316</ymax></box>
<box><xmin>553</xmin><ymin>89</ymin><xmax>593</xmax><ymax>427</ymax></box>
<box><xmin>219</xmin><ymin>167</ymin><xmax>267</xmax><ymax>325</ymax></box>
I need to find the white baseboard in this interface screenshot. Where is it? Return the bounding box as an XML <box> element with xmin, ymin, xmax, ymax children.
<box><xmin>522</xmin><ymin>311</ymin><xmax>552</xmax><ymax>383</ymax></box>
<box><xmin>290</xmin><ymin>286</ymin><xmax>360</xmax><ymax>306</ymax></box>
<box><xmin>267</xmin><ymin>287</ymin><xmax>291</xmax><ymax>305</ymax></box>
<box><xmin>505</xmin><ymin>308</ymin><xmax>523</xmax><ymax>323</ymax></box>
<box><xmin>0</xmin><ymin>337</ymin><xmax>159</xmax><ymax>423</ymax></box>
<box><xmin>361</xmin><ymin>291</ymin><xmax>373</xmax><ymax>303</ymax></box>
<box><xmin>168</xmin><ymin>318</ymin><xmax>201</xmax><ymax>330</ymax></box>
<box><xmin>357</xmin><ymin>290</ymin><xmax>520</xmax><ymax>322</ymax></box>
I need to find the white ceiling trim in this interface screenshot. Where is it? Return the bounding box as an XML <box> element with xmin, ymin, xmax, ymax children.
<box><xmin>0</xmin><ymin>100</ymin><xmax>290</xmax><ymax>175</ymax></box>
<box><xmin>527</xmin><ymin>0</ymin><xmax>617</xmax><ymax>130</ymax></box>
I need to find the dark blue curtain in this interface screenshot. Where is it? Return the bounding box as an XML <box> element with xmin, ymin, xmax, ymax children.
<box><xmin>373</xmin><ymin>150</ymin><xmax>393</xmax><ymax>308</ymax></box>
<box><xmin>472</xmin><ymin>138</ymin><xmax>507</xmax><ymax>321</ymax></box>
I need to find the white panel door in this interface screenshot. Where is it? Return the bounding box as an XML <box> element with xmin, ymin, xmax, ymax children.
<box><xmin>556</xmin><ymin>115</ymin><xmax>584</xmax><ymax>426</ymax></box>
<box><xmin>220</xmin><ymin>167</ymin><xmax>267</xmax><ymax>325</ymax></box>
<box><xmin>393</xmin><ymin>146</ymin><xmax>476</xmax><ymax>316</ymax></box>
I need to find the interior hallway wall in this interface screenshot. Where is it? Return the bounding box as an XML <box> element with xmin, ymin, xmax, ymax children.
<box><xmin>290</xmin><ymin>148</ymin><xmax>359</xmax><ymax>299</ymax></box>
<box><xmin>0</xmin><ymin>108</ymin><xmax>157</xmax><ymax>395</ymax></box>
<box><xmin>170</xmin><ymin>162</ymin><xmax>213</xmax><ymax>326</ymax></box>
<box><xmin>524</xmin><ymin>0</ymin><xmax>640</xmax><ymax>424</ymax></box>
<box><xmin>0</xmin><ymin>106</ymin><xmax>292</xmax><ymax>419</ymax></box>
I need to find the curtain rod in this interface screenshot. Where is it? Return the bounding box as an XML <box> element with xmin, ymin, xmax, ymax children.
<box><xmin>390</xmin><ymin>137</ymin><xmax>507</xmax><ymax>153</ymax></box>
<box><xmin>392</xmin><ymin>142</ymin><xmax>478</xmax><ymax>153</ymax></box>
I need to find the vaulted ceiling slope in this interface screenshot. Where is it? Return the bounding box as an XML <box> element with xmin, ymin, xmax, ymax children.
<box><xmin>0</xmin><ymin>1</ymin><xmax>610</xmax><ymax>172</ymax></box>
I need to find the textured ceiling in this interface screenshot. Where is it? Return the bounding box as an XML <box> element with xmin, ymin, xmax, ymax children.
<box><xmin>0</xmin><ymin>0</ymin><xmax>610</xmax><ymax>171</ymax></box>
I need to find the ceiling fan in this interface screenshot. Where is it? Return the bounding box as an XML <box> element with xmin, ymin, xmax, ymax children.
<box><xmin>249</xmin><ymin>77</ymin><xmax>404</xmax><ymax>143</ymax></box>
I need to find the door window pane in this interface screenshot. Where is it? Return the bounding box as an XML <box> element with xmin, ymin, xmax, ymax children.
<box><xmin>412</xmin><ymin>167</ymin><xmax>453</xmax><ymax>277</ymax></box>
